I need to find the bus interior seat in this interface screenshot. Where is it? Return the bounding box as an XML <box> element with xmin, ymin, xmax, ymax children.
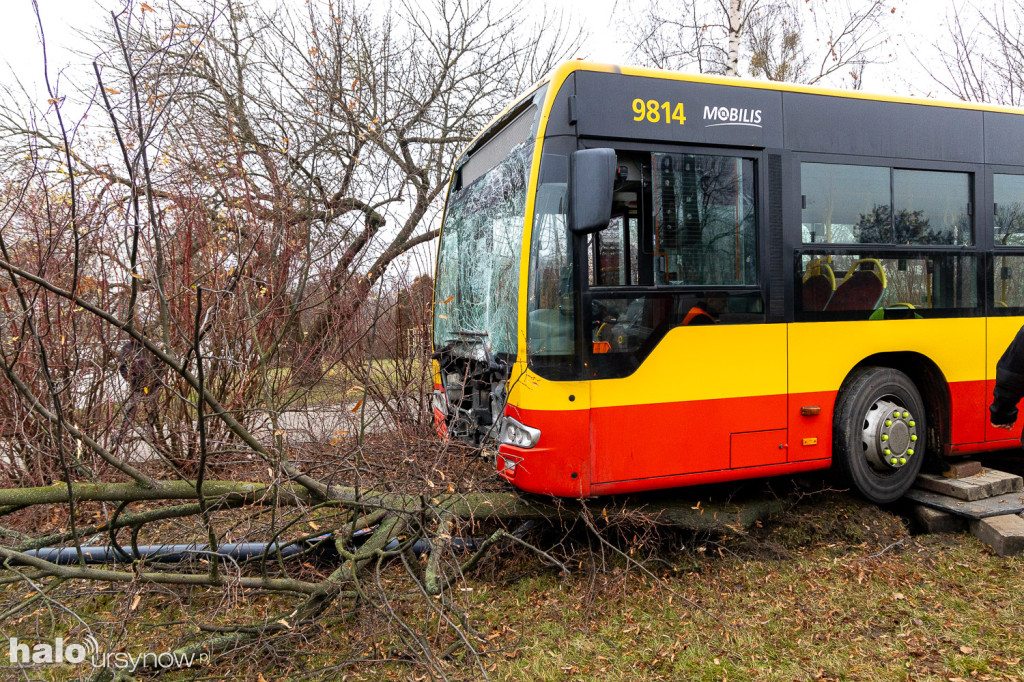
<box><xmin>868</xmin><ymin>302</ymin><xmax>922</xmax><ymax>320</ymax></box>
<box><xmin>801</xmin><ymin>258</ymin><xmax>836</xmax><ymax>311</ymax></box>
<box><xmin>825</xmin><ymin>258</ymin><xmax>887</xmax><ymax>312</ymax></box>
<box><xmin>623</xmin><ymin>298</ymin><xmax>645</xmax><ymax>325</ymax></box>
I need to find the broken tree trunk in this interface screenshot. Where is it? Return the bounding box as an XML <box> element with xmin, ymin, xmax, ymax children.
<box><xmin>0</xmin><ymin>481</ymin><xmax>788</xmax><ymax>531</ymax></box>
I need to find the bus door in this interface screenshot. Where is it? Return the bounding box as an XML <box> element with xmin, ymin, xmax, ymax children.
<box><xmin>987</xmin><ymin>316</ymin><xmax>1024</xmax><ymax>443</ymax></box>
<box><xmin>583</xmin><ymin>150</ymin><xmax>788</xmax><ymax>487</ymax></box>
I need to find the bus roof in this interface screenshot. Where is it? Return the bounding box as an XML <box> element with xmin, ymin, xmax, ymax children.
<box><xmin>455</xmin><ymin>60</ymin><xmax>1024</xmax><ymax>180</ymax></box>
<box><xmin>543</xmin><ymin>61</ymin><xmax>1024</xmax><ymax>117</ymax></box>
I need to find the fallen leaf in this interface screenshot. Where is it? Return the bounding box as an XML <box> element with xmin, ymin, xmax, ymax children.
<box><xmin>960</xmin><ymin>646</ymin><xmax>974</xmax><ymax>654</ymax></box>
<box><xmin>350</xmin><ymin>399</ymin><xmax>363</xmax><ymax>412</ymax></box>
<box><xmin>130</xmin><ymin>594</ymin><xmax>141</xmax><ymax>611</ymax></box>
<box><xmin>140</xmin><ymin>2</ymin><xmax>155</xmax><ymax>11</ymax></box>
<box><xmin>104</xmin><ymin>87</ymin><xmax>121</xmax><ymax>95</ymax></box>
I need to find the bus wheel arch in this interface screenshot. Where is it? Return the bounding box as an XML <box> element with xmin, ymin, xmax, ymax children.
<box><xmin>856</xmin><ymin>352</ymin><xmax>950</xmax><ymax>457</ymax></box>
<box><xmin>833</xmin><ymin>355</ymin><xmax>947</xmax><ymax>504</ymax></box>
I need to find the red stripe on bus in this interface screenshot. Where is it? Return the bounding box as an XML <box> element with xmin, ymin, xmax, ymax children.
<box><xmin>499</xmin><ymin>378</ymin><xmax>1006</xmax><ymax>497</ymax></box>
<box><xmin>589</xmin><ymin>459</ymin><xmax>831</xmax><ymax>496</ymax></box>
<box><xmin>950</xmin><ymin>379</ymin><xmax>987</xmax><ymax>445</ymax></box>
<box><xmin>589</xmin><ymin>394</ymin><xmax>788</xmax><ymax>484</ymax></box>
<box><xmin>499</xmin><ymin>405</ymin><xmax>590</xmax><ymax>496</ymax></box>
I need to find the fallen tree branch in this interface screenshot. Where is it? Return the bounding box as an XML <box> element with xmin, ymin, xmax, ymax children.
<box><xmin>0</xmin><ymin>481</ymin><xmax>564</xmax><ymax>522</ymax></box>
<box><xmin>0</xmin><ymin>481</ymin><xmax>788</xmax><ymax>534</ymax></box>
<box><xmin>424</xmin><ymin>514</ymin><xmax>452</xmax><ymax>596</ymax></box>
<box><xmin>15</xmin><ymin>498</ymin><xmax>252</xmax><ymax>553</ymax></box>
<box><xmin>169</xmin><ymin>514</ymin><xmax>408</xmax><ymax>664</ymax></box>
<box><xmin>0</xmin><ymin>480</ymin><xmax>315</xmax><ymax>508</ymax></box>
<box><xmin>0</xmin><ymin>546</ymin><xmax>320</xmax><ymax>594</ymax></box>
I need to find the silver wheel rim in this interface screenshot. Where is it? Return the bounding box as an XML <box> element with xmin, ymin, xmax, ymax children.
<box><xmin>861</xmin><ymin>398</ymin><xmax>918</xmax><ymax>472</ymax></box>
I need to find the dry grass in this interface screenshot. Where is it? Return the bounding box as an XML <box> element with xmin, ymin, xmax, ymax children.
<box><xmin>472</xmin><ymin>495</ymin><xmax>1024</xmax><ymax>681</ymax></box>
<box><xmin>4</xmin><ymin>484</ymin><xmax>1024</xmax><ymax>681</ymax></box>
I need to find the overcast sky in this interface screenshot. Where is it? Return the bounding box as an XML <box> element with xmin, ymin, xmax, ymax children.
<box><xmin>0</xmin><ymin>0</ymin><xmax>977</xmax><ymax>279</ymax></box>
<box><xmin>0</xmin><ymin>0</ymin><xmax>965</xmax><ymax>105</ymax></box>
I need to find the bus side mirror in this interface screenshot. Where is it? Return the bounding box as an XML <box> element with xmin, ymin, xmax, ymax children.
<box><xmin>568</xmin><ymin>148</ymin><xmax>616</xmax><ymax>234</ymax></box>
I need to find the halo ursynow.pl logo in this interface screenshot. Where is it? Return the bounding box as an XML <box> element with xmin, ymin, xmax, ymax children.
<box><xmin>9</xmin><ymin>635</ymin><xmax>99</xmax><ymax>665</ymax></box>
<box><xmin>9</xmin><ymin>634</ymin><xmax>208</xmax><ymax>670</ymax></box>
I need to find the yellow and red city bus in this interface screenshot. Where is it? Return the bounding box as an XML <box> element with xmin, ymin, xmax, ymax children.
<box><xmin>431</xmin><ymin>61</ymin><xmax>1024</xmax><ymax>504</ymax></box>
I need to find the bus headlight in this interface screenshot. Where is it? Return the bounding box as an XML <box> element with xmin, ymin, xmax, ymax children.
<box><xmin>500</xmin><ymin>416</ymin><xmax>540</xmax><ymax>449</ymax></box>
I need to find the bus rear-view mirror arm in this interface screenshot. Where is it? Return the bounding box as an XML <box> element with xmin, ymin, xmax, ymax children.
<box><xmin>568</xmin><ymin>148</ymin><xmax>616</xmax><ymax>234</ymax></box>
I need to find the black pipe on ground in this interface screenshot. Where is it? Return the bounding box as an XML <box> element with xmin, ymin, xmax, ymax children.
<box><xmin>22</xmin><ymin>521</ymin><xmax>532</xmax><ymax>566</ymax></box>
<box><xmin>23</xmin><ymin>539</ymin><xmax>327</xmax><ymax>565</ymax></box>
<box><xmin>22</xmin><ymin>537</ymin><xmax>481</xmax><ymax>565</ymax></box>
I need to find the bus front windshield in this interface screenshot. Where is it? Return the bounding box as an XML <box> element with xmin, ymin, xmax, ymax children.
<box><xmin>433</xmin><ymin>111</ymin><xmax>537</xmax><ymax>358</ymax></box>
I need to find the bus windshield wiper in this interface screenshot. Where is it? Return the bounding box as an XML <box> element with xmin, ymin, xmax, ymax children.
<box><xmin>451</xmin><ymin>330</ymin><xmax>489</xmax><ymax>340</ymax></box>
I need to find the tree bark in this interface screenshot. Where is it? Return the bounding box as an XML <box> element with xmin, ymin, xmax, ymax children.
<box><xmin>727</xmin><ymin>0</ymin><xmax>744</xmax><ymax>76</ymax></box>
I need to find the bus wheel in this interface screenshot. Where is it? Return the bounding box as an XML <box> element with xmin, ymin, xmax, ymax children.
<box><xmin>833</xmin><ymin>366</ymin><xmax>925</xmax><ymax>504</ymax></box>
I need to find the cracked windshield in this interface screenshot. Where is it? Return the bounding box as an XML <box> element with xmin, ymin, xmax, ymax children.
<box><xmin>433</xmin><ymin>108</ymin><xmax>537</xmax><ymax>357</ymax></box>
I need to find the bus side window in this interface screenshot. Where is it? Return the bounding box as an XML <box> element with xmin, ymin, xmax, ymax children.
<box><xmin>797</xmin><ymin>252</ymin><xmax>978</xmax><ymax>318</ymax></box>
<box><xmin>994</xmin><ymin>174</ymin><xmax>1024</xmax><ymax>309</ymax></box>
<box><xmin>652</xmin><ymin>153</ymin><xmax>756</xmax><ymax>286</ymax></box>
<box><xmin>589</xmin><ymin>206</ymin><xmax>640</xmax><ymax>287</ymax></box>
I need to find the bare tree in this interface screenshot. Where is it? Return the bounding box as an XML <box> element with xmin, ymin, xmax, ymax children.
<box><xmin>0</xmin><ymin>1</ymin><xmax>595</xmax><ymax>677</ymax></box>
<box><xmin>625</xmin><ymin>0</ymin><xmax>892</xmax><ymax>86</ymax></box>
<box><xmin>922</xmin><ymin>2</ymin><xmax>1024</xmax><ymax>105</ymax></box>
<box><xmin>4</xmin><ymin>0</ymin><xmax>581</xmax><ymax>386</ymax></box>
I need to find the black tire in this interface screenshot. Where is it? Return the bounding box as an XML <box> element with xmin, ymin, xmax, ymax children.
<box><xmin>833</xmin><ymin>366</ymin><xmax>926</xmax><ymax>504</ymax></box>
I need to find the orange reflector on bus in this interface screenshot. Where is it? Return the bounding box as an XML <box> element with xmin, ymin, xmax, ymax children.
<box><xmin>800</xmin><ymin>405</ymin><xmax>821</xmax><ymax>416</ymax></box>
<box><xmin>592</xmin><ymin>341</ymin><xmax>611</xmax><ymax>354</ymax></box>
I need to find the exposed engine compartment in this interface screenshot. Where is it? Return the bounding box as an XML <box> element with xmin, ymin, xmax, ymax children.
<box><xmin>431</xmin><ymin>332</ymin><xmax>510</xmax><ymax>445</ymax></box>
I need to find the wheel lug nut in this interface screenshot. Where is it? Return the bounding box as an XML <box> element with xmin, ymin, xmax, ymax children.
<box><xmin>881</xmin><ymin>434</ymin><xmax>889</xmax><ymax>441</ymax></box>
<box><xmin>907</xmin><ymin>448</ymin><xmax>914</xmax><ymax>456</ymax></box>
<box><xmin>910</xmin><ymin>435</ymin><xmax>917</xmax><ymax>442</ymax></box>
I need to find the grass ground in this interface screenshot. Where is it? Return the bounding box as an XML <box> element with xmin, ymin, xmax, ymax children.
<box><xmin>471</xmin><ymin>494</ymin><xmax>1024</xmax><ymax>681</ymax></box>
<box><xmin>4</xmin><ymin>487</ymin><xmax>1023</xmax><ymax>681</ymax></box>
